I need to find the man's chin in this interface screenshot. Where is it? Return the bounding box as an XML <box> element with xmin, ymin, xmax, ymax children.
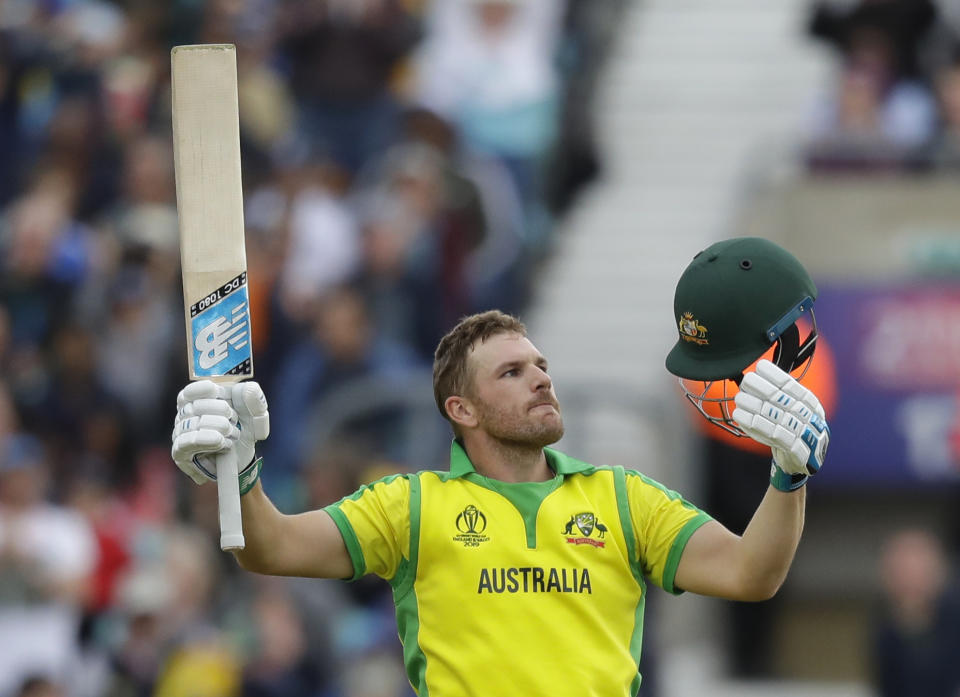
<box><xmin>531</xmin><ymin>423</ymin><xmax>565</xmax><ymax>448</ymax></box>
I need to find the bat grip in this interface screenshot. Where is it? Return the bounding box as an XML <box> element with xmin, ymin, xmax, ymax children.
<box><xmin>216</xmin><ymin>448</ymin><xmax>245</xmax><ymax>550</ymax></box>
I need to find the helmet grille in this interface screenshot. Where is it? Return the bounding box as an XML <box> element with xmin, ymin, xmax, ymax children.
<box><xmin>679</xmin><ymin>310</ymin><xmax>818</xmax><ymax>438</ymax></box>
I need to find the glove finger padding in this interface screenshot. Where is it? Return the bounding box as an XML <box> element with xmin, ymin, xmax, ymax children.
<box><xmin>172</xmin><ymin>414</ymin><xmax>240</xmax><ymax>442</ymax></box>
<box><xmin>178</xmin><ymin>398</ymin><xmax>237</xmax><ymax>423</ymax></box>
<box><xmin>232</xmin><ymin>382</ymin><xmax>270</xmax><ymax>441</ymax></box>
<box><xmin>172</xmin><ymin>381</ymin><xmax>239</xmax><ymax>486</ymax></box>
<box><xmin>177</xmin><ymin>380</ymin><xmax>230</xmax><ymax>409</ymax></box>
<box><xmin>171</xmin><ymin>430</ymin><xmax>230</xmax><ymax>484</ymax></box>
<box><xmin>732</xmin><ymin>360</ymin><xmax>830</xmax><ymax>477</ymax></box>
<box><xmin>747</xmin><ymin>360</ymin><xmax>825</xmax><ymax>419</ymax></box>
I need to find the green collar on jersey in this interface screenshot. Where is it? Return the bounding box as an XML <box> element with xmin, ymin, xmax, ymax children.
<box><xmin>448</xmin><ymin>440</ymin><xmax>594</xmax><ymax>478</ymax></box>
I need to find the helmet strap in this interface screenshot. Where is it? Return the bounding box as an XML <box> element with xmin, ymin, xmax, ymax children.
<box><xmin>772</xmin><ymin>322</ymin><xmax>818</xmax><ymax>374</ymax></box>
<box><xmin>773</xmin><ymin>323</ymin><xmax>800</xmax><ymax>372</ymax></box>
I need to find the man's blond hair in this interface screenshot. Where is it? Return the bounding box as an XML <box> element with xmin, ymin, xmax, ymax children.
<box><xmin>433</xmin><ymin>311</ymin><xmax>526</xmax><ymax>429</ymax></box>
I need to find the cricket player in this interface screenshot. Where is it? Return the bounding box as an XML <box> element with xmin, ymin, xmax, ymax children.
<box><xmin>171</xmin><ymin>237</ymin><xmax>830</xmax><ymax>696</ymax></box>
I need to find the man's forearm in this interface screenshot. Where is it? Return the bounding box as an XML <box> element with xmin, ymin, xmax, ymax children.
<box><xmin>736</xmin><ymin>484</ymin><xmax>806</xmax><ymax>600</ymax></box>
<box><xmin>230</xmin><ymin>479</ymin><xmax>356</xmax><ymax>579</ymax></box>
<box><xmin>232</xmin><ymin>480</ymin><xmax>288</xmax><ymax>574</ymax></box>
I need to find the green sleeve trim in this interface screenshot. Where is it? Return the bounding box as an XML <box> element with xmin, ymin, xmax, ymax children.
<box><xmin>612</xmin><ymin>466</ymin><xmax>644</xmax><ymax>586</ymax></box>
<box><xmin>613</xmin><ymin>465</ymin><xmax>648</xmax><ymax>695</ymax></box>
<box><xmin>391</xmin><ymin>475</ymin><xmax>427</xmax><ymax>693</ymax></box>
<box><xmin>661</xmin><ymin>513</ymin><xmax>713</xmax><ymax>595</ymax></box>
<box><xmin>390</xmin><ymin>473</ymin><xmax>421</xmax><ymax>600</ymax></box>
<box><xmin>395</xmin><ymin>584</ymin><xmax>428</xmax><ymax>694</ymax></box>
<box><xmin>323</xmin><ymin>504</ymin><xmax>366</xmax><ymax>581</ymax></box>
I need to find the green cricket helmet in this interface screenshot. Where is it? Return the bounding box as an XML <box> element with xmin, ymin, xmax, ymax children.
<box><xmin>665</xmin><ymin>237</ymin><xmax>819</xmax><ymax>435</ymax></box>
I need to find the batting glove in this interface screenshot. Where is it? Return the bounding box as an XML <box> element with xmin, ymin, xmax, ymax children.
<box><xmin>732</xmin><ymin>360</ymin><xmax>830</xmax><ymax>492</ymax></box>
<box><xmin>171</xmin><ymin>380</ymin><xmax>270</xmax><ymax>495</ymax></box>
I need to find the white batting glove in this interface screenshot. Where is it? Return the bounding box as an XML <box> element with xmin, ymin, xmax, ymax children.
<box><xmin>732</xmin><ymin>360</ymin><xmax>830</xmax><ymax>491</ymax></box>
<box><xmin>171</xmin><ymin>380</ymin><xmax>270</xmax><ymax>494</ymax></box>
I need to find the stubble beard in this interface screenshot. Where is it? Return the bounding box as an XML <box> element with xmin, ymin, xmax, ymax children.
<box><xmin>476</xmin><ymin>397</ymin><xmax>565</xmax><ymax>449</ymax></box>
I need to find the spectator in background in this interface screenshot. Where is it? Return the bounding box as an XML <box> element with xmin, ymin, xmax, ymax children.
<box><xmin>0</xmin><ymin>379</ymin><xmax>18</xmax><ymax>443</ymax></box>
<box><xmin>356</xmin><ymin>184</ymin><xmax>446</xmax><ymax>359</ymax></box>
<box><xmin>0</xmin><ymin>433</ymin><xmax>97</xmax><ymax>696</ymax></box>
<box><xmin>388</xmin><ymin>113</ymin><xmax>487</xmax><ymax>323</ymax></box>
<box><xmin>37</xmin><ymin>94</ymin><xmax>120</xmax><ymax>222</ymax></box>
<box><xmin>30</xmin><ymin>324</ymin><xmax>133</xmax><ymax>491</ymax></box>
<box><xmin>92</xmin><ymin>266</ymin><xmax>180</xmax><ymax>443</ymax></box>
<box><xmin>354</xmin><ymin>147</ymin><xmax>459</xmax><ymax>357</ymax></box>
<box><xmin>873</xmin><ymin>527</ymin><xmax>960</xmax><ymax>697</ymax></box>
<box><xmin>277</xmin><ymin>160</ymin><xmax>361</xmax><ymax>328</ymax></box>
<box><xmin>0</xmin><ymin>35</ymin><xmax>23</xmax><ymax>207</ymax></box>
<box><xmin>412</xmin><ymin>0</ymin><xmax>564</xmax><ymax>249</ymax></box>
<box><xmin>804</xmin><ymin>0</ymin><xmax>939</xmax><ymax>168</ymax></box>
<box><xmin>808</xmin><ymin>0</ymin><xmax>939</xmax><ymax>81</ymax></box>
<box><xmin>926</xmin><ymin>50</ymin><xmax>960</xmax><ymax>166</ymax></box>
<box><xmin>243</xmin><ymin>581</ymin><xmax>327</xmax><ymax>697</ymax></box>
<box><xmin>246</xmin><ymin>155</ymin><xmax>361</xmax><ymax>395</ymax></box>
<box><xmin>395</xmin><ymin>107</ymin><xmax>529</xmax><ymax>316</ymax></box>
<box><xmin>0</xmin><ymin>166</ymin><xmax>94</xmax><ymax>352</ymax></box>
<box><xmin>102</xmin><ymin>564</ymin><xmax>171</xmax><ymax>697</ymax></box>
<box><xmin>107</xmin><ymin>526</ymin><xmax>235</xmax><ymax>697</ymax></box>
<box><xmin>15</xmin><ymin>676</ymin><xmax>66</xmax><ymax>697</ymax></box>
<box><xmin>276</xmin><ymin>0</ymin><xmax>423</xmax><ymax>176</ymax></box>
<box><xmin>263</xmin><ymin>285</ymin><xmax>421</xmax><ymax>500</ymax></box>
<box><xmin>100</xmin><ymin>134</ymin><xmax>179</xmax><ymax>257</ymax></box>
<box><xmin>545</xmin><ymin>0</ymin><xmax>631</xmax><ymax>217</ymax></box>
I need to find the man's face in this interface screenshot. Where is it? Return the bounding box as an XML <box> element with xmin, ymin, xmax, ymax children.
<box><xmin>463</xmin><ymin>332</ymin><xmax>563</xmax><ymax>447</ymax></box>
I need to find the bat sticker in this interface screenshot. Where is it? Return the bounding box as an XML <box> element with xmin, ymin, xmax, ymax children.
<box><xmin>190</xmin><ymin>272</ymin><xmax>253</xmax><ymax>377</ymax></box>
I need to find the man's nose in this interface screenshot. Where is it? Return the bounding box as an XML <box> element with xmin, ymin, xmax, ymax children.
<box><xmin>532</xmin><ymin>366</ymin><xmax>551</xmax><ymax>391</ymax></box>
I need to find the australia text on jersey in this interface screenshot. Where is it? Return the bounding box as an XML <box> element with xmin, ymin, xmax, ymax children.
<box><xmin>478</xmin><ymin>567</ymin><xmax>592</xmax><ymax>594</ymax></box>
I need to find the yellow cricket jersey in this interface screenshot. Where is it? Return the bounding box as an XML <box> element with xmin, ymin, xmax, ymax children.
<box><xmin>324</xmin><ymin>441</ymin><xmax>712</xmax><ymax>697</ymax></box>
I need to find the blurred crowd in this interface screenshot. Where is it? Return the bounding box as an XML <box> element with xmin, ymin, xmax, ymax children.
<box><xmin>803</xmin><ymin>0</ymin><xmax>960</xmax><ymax>170</ymax></box>
<box><xmin>0</xmin><ymin>0</ymin><xmax>623</xmax><ymax>695</ymax></box>
<box><xmin>6</xmin><ymin>0</ymin><xmax>960</xmax><ymax>695</ymax></box>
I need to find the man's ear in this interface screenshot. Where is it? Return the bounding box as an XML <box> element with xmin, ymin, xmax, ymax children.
<box><xmin>445</xmin><ymin>395</ymin><xmax>478</xmax><ymax>430</ymax></box>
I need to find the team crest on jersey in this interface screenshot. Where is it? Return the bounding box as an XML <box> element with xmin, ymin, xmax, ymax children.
<box><xmin>562</xmin><ymin>512</ymin><xmax>606</xmax><ymax>548</ymax></box>
<box><xmin>679</xmin><ymin>311</ymin><xmax>709</xmax><ymax>345</ymax></box>
<box><xmin>454</xmin><ymin>505</ymin><xmax>490</xmax><ymax>548</ymax></box>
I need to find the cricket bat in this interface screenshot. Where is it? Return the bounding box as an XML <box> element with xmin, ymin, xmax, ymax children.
<box><xmin>171</xmin><ymin>44</ymin><xmax>251</xmax><ymax>551</ymax></box>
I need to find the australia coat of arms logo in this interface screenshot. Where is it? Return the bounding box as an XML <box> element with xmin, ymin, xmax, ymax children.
<box><xmin>562</xmin><ymin>512</ymin><xmax>607</xmax><ymax>549</ymax></box>
<box><xmin>679</xmin><ymin>312</ymin><xmax>709</xmax><ymax>345</ymax></box>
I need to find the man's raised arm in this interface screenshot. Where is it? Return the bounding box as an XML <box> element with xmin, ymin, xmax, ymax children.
<box><xmin>674</xmin><ymin>360</ymin><xmax>829</xmax><ymax>601</ymax></box>
<box><xmin>171</xmin><ymin>380</ymin><xmax>354</xmax><ymax>579</ymax></box>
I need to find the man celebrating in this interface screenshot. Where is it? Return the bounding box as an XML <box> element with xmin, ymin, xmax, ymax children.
<box><xmin>171</xmin><ymin>237</ymin><xmax>830</xmax><ymax>696</ymax></box>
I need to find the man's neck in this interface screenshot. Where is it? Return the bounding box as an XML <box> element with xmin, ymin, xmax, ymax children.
<box><xmin>461</xmin><ymin>436</ymin><xmax>554</xmax><ymax>483</ymax></box>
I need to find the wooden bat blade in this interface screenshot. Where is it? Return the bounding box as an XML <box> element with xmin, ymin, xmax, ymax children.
<box><xmin>171</xmin><ymin>43</ymin><xmax>253</xmax><ymax>382</ymax></box>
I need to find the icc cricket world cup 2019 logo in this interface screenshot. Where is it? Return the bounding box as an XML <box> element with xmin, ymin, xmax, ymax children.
<box><xmin>454</xmin><ymin>505</ymin><xmax>490</xmax><ymax>548</ymax></box>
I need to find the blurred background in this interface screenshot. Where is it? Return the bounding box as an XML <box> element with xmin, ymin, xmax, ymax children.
<box><xmin>1</xmin><ymin>0</ymin><xmax>960</xmax><ymax>696</ymax></box>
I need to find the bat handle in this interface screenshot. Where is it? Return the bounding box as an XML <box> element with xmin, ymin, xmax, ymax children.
<box><xmin>216</xmin><ymin>448</ymin><xmax>245</xmax><ymax>550</ymax></box>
